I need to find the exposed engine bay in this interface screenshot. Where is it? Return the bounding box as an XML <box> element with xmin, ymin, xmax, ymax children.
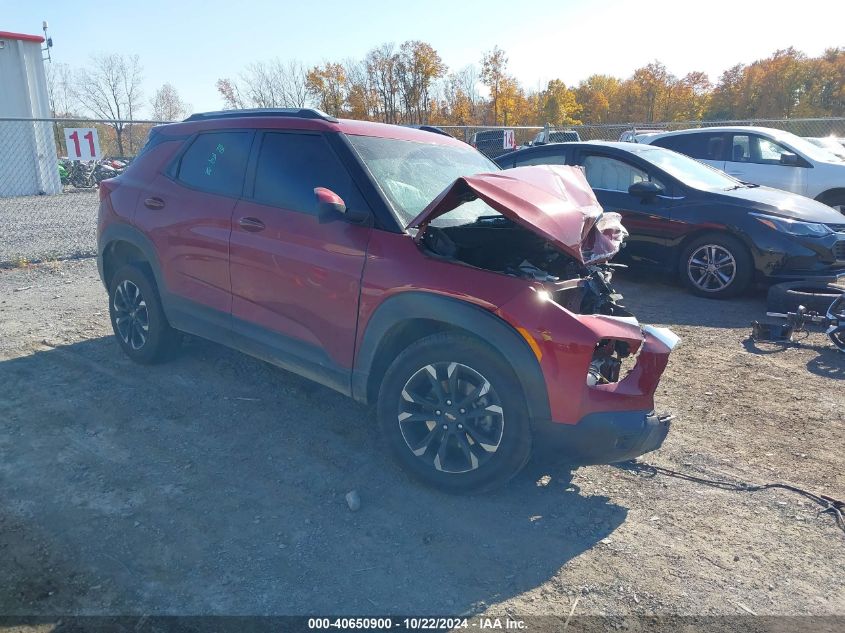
<box><xmin>420</xmin><ymin>215</ymin><xmax>639</xmax><ymax>387</ymax></box>
<box><xmin>421</xmin><ymin>215</ymin><xmax>632</xmax><ymax>317</ymax></box>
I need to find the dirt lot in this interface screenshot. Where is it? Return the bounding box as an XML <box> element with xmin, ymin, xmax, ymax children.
<box><xmin>0</xmin><ymin>258</ymin><xmax>843</xmax><ymax>621</ymax></box>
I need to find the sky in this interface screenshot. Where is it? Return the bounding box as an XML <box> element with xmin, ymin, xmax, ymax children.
<box><xmin>3</xmin><ymin>0</ymin><xmax>844</xmax><ymax>116</ymax></box>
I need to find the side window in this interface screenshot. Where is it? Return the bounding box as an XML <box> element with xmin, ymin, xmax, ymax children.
<box><xmin>756</xmin><ymin>136</ymin><xmax>792</xmax><ymax>164</ymax></box>
<box><xmin>177</xmin><ymin>132</ymin><xmax>252</xmax><ymax>196</ymax></box>
<box><xmin>513</xmin><ymin>152</ymin><xmax>568</xmax><ymax>167</ymax></box>
<box><xmin>730</xmin><ymin>135</ymin><xmax>751</xmax><ymax>162</ymax></box>
<box><xmin>654</xmin><ymin>133</ymin><xmax>725</xmax><ymax>160</ymax></box>
<box><xmin>581</xmin><ymin>155</ymin><xmax>663</xmax><ymax>192</ymax></box>
<box><xmin>252</xmin><ymin>133</ymin><xmax>366</xmax><ymax>214</ymax></box>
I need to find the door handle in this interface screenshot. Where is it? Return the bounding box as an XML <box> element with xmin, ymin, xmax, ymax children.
<box><xmin>144</xmin><ymin>197</ymin><xmax>165</xmax><ymax>210</ymax></box>
<box><xmin>238</xmin><ymin>217</ymin><xmax>266</xmax><ymax>232</ymax></box>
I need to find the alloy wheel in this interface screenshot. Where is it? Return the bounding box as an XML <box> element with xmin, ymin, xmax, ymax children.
<box><xmin>397</xmin><ymin>362</ymin><xmax>504</xmax><ymax>474</ymax></box>
<box><xmin>113</xmin><ymin>279</ymin><xmax>149</xmax><ymax>350</ymax></box>
<box><xmin>687</xmin><ymin>244</ymin><xmax>737</xmax><ymax>292</ymax></box>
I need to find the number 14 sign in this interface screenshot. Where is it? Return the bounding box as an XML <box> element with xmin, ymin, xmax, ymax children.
<box><xmin>64</xmin><ymin>128</ymin><xmax>102</xmax><ymax>161</ymax></box>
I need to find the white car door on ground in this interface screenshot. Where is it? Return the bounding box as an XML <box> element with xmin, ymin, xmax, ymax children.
<box><xmin>724</xmin><ymin>133</ymin><xmax>808</xmax><ymax>195</ymax></box>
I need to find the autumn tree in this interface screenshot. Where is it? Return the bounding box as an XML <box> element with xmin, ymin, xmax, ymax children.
<box><xmin>799</xmin><ymin>47</ymin><xmax>845</xmax><ymax>116</ymax></box>
<box><xmin>575</xmin><ymin>75</ymin><xmax>621</xmax><ymax>124</ymax></box>
<box><xmin>708</xmin><ymin>63</ymin><xmax>747</xmax><ymax>119</ymax></box>
<box><xmin>443</xmin><ymin>66</ymin><xmax>480</xmax><ymax>125</ymax></box>
<box><xmin>496</xmin><ymin>77</ymin><xmax>531</xmax><ymax>125</ymax></box>
<box><xmin>481</xmin><ymin>46</ymin><xmax>508</xmax><ymax>124</ymax></box>
<box><xmin>345</xmin><ymin>59</ymin><xmax>378</xmax><ymax>120</ymax></box>
<box><xmin>538</xmin><ymin>79</ymin><xmax>581</xmax><ymax>126</ymax></box>
<box><xmin>150</xmin><ymin>83</ymin><xmax>190</xmax><ymax>121</ymax></box>
<box><xmin>306</xmin><ymin>62</ymin><xmax>347</xmax><ymax>117</ymax></box>
<box><xmin>671</xmin><ymin>71</ymin><xmax>712</xmax><ymax>120</ymax></box>
<box><xmin>72</xmin><ymin>53</ymin><xmax>144</xmax><ymax>156</ymax></box>
<box><xmin>396</xmin><ymin>40</ymin><xmax>447</xmax><ymax>123</ymax></box>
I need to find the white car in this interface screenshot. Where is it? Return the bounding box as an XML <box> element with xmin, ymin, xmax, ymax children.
<box><xmin>639</xmin><ymin>126</ymin><xmax>845</xmax><ymax>213</ymax></box>
<box><xmin>806</xmin><ymin>136</ymin><xmax>845</xmax><ymax>161</ymax></box>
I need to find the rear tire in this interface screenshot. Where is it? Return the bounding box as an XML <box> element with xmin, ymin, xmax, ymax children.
<box><xmin>108</xmin><ymin>263</ymin><xmax>180</xmax><ymax>364</ymax></box>
<box><xmin>377</xmin><ymin>333</ymin><xmax>532</xmax><ymax>493</ymax></box>
<box><xmin>679</xmin><ymin>233</ymin><xmax>753</xmax><ymax>299</ymax></box>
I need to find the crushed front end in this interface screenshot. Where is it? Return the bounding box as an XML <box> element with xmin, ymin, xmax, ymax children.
<box><xmin>497</xmin><ymin>264</ymin><xmax>679</xmax><ymax>464</ymax></box>
<box><xmin>412</xmin><ymin>165</ymin><xmax>680</xmax><ymax>464</ymax></box>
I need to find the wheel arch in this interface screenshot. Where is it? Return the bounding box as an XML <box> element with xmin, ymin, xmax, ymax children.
<box><xmin>814</xmin><ymin>187</ymin><xmax>845</xmax><ymax>206</ymax></box>
<box><xmin>99</xmin><ymin>224</ymin><xmax>165</xmax><ymax>291</ymax></box>
<box><xmin>352</xmin><ymin>292</ymin><xmax>552</xmax><ymax>425</ymax></box>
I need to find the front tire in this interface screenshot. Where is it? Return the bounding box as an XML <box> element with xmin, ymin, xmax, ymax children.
<box><xmin>377</xmin><ymin>333</ymin><xmax>532</xmax><ymax>493</ymax></box>
<box><xmin>679</xmin><ymin>234</ymin><xmax>753</xmax><ymax>299</ymax></box>
<box><xmin>108</xmin><ymin>263</ymin><xmax>179</xmax><ymax>364</ymax></box>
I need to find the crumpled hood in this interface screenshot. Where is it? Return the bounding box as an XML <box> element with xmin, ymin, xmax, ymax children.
<box><xmin>407</xmin><ymin>165</ymin><xmax>628</xmax><ymax>265</ymax></box>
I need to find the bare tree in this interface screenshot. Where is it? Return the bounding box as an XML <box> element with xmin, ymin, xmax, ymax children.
<box><xmin>366</xmin><ymin>43</ymin><xmax>401</xmax><ymax>123</ymax></box>
<box><xmin>150</xmin><ymin>83</ymin><xmax>191</xmax><ymax>121</ymax></box>
<box><xmin>217</xmin><ymin>59</ymin><xmax>310</xmax><ymax>109</ymax></box>
<box><xmin>46</xmin><ymin>62</ymin><xmax>76</xmax><ymax>117</ymax></box>
<box><xmin>73</xmin><ymin>53</ymin><xmax>144</xmax><ymax>156</ymax></box>
<box><xmin>216</xmin><ymin>78</ymin><xmax>245</xmax><ymax>109</ymax></box>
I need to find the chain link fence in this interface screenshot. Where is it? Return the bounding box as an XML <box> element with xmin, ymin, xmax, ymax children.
<box><xmin>0</xmin><ymin>117</ymin><xmax>170</xmax><ymax>267</ymax></box>
<box><xmin>2</xmin><ymin>116</ymin><xmax>844</xmax><ymax>267</ymax></box>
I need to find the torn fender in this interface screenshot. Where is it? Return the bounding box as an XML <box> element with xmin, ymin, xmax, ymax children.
<box><xmin>407</xmin><ymin>165</ymin><xmax>629</xmax><ymax>265</ymax></box>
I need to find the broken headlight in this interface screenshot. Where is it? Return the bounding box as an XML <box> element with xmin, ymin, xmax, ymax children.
<box><xmin>586</xmin><ymin>338</ymin><xmax>632</xmax><ymax>386</ymax></box>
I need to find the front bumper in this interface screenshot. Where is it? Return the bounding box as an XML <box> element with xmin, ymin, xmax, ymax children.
<box><xmin>533</xmin><ymin>410</ymin><xmax>672</xmax><ymax>464</ymax></box>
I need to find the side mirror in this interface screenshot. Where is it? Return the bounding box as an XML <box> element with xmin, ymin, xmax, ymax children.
<box><xmin>628</xmin><ymin>180</ymin><xmax>665</xmax><ymax>198</ymax></box>
<box><xmin>779</xmin><ymin>152</ymin><xmax>800</xmax><ymax>166</ymax></box>
<box><xmin>314</xmin><ymin>187</ymin><xmax>369</xmax><ymax>223</ymax></box>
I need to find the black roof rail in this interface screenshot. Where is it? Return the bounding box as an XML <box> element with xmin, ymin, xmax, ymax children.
<box><xmin>183</xmin><ymin>108</ymin><xmax>339</xmax><ymax>123</ymax></box>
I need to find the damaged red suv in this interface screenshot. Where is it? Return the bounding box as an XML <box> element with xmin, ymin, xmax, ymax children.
<box><xmin>97</xmin><ymin>108</ymin><xmax>678</xmax><ymax>492</ymax></box>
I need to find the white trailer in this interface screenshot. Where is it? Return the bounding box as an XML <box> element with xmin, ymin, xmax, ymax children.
<box><xmin>0</xmin><ymin>30</ymin><xmax>61</xmax><ymax>197</ymax></box>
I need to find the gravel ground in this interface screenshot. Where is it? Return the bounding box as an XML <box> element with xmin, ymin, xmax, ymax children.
<box><xmin>0</xmin><ymin>191</ymin><xmax>98</xmax><ymax>267</ymax></box>
<box><xmin>0</xmin><ymin>259</ymin><xmax>843</xmax><ymax>624</ymax></box>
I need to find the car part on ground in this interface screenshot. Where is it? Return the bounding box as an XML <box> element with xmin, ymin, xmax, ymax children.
<box><xmin>751</xmin><ymin>290</ymin><xmax>845</xmax><ymax>353</ymax></box>
<box><xmin>98</xmin><ymin>109</ymin><xmax>679</xmax><ymax>492</ymax></box>
<box><xmin>766</xmin><ymin>280</ymin><xmax>845</xmax><ymax>314</ymax></box>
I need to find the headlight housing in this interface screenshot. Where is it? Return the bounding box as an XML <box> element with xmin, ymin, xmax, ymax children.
<box><xmin>751</xmin><ymin>213</ymin><xmax>833</xmax><ymax>237</ymax></box>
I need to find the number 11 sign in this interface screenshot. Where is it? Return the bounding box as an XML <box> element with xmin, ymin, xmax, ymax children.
<box><xmin>64</xmin><ymin>128</ymin><xmax>101</xmax><ymax>161</ymax></box>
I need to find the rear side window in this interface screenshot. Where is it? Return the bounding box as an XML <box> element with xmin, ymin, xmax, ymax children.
<box><xmin>513</xmin><ymin>152</ymin><xmax>568</xmax><ymax>167</ymax></box>
<box><xmin>581</xmin><ymin>155</ymin><xmax>664</xmax><ymax>192</ymax></box>
<box><xmin>652</xmin><ymin>133</ymin><xmax>726</xmax><ymax>161</ymax></box>
<box><xmin>252</xmin><ymin>132</ymin><xmax>365</xmax><ymax>215</ymax></box>
<box><xmin>177</xmin><ymin>132</ymin><xmax>252</xmax><ymax>196</ymax></box>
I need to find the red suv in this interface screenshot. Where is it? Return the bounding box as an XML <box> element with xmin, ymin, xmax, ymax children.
<box><xmin>97</xmin><ymin>108</ymin><xmax>678</xmax><ymax>492</ymax></box>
